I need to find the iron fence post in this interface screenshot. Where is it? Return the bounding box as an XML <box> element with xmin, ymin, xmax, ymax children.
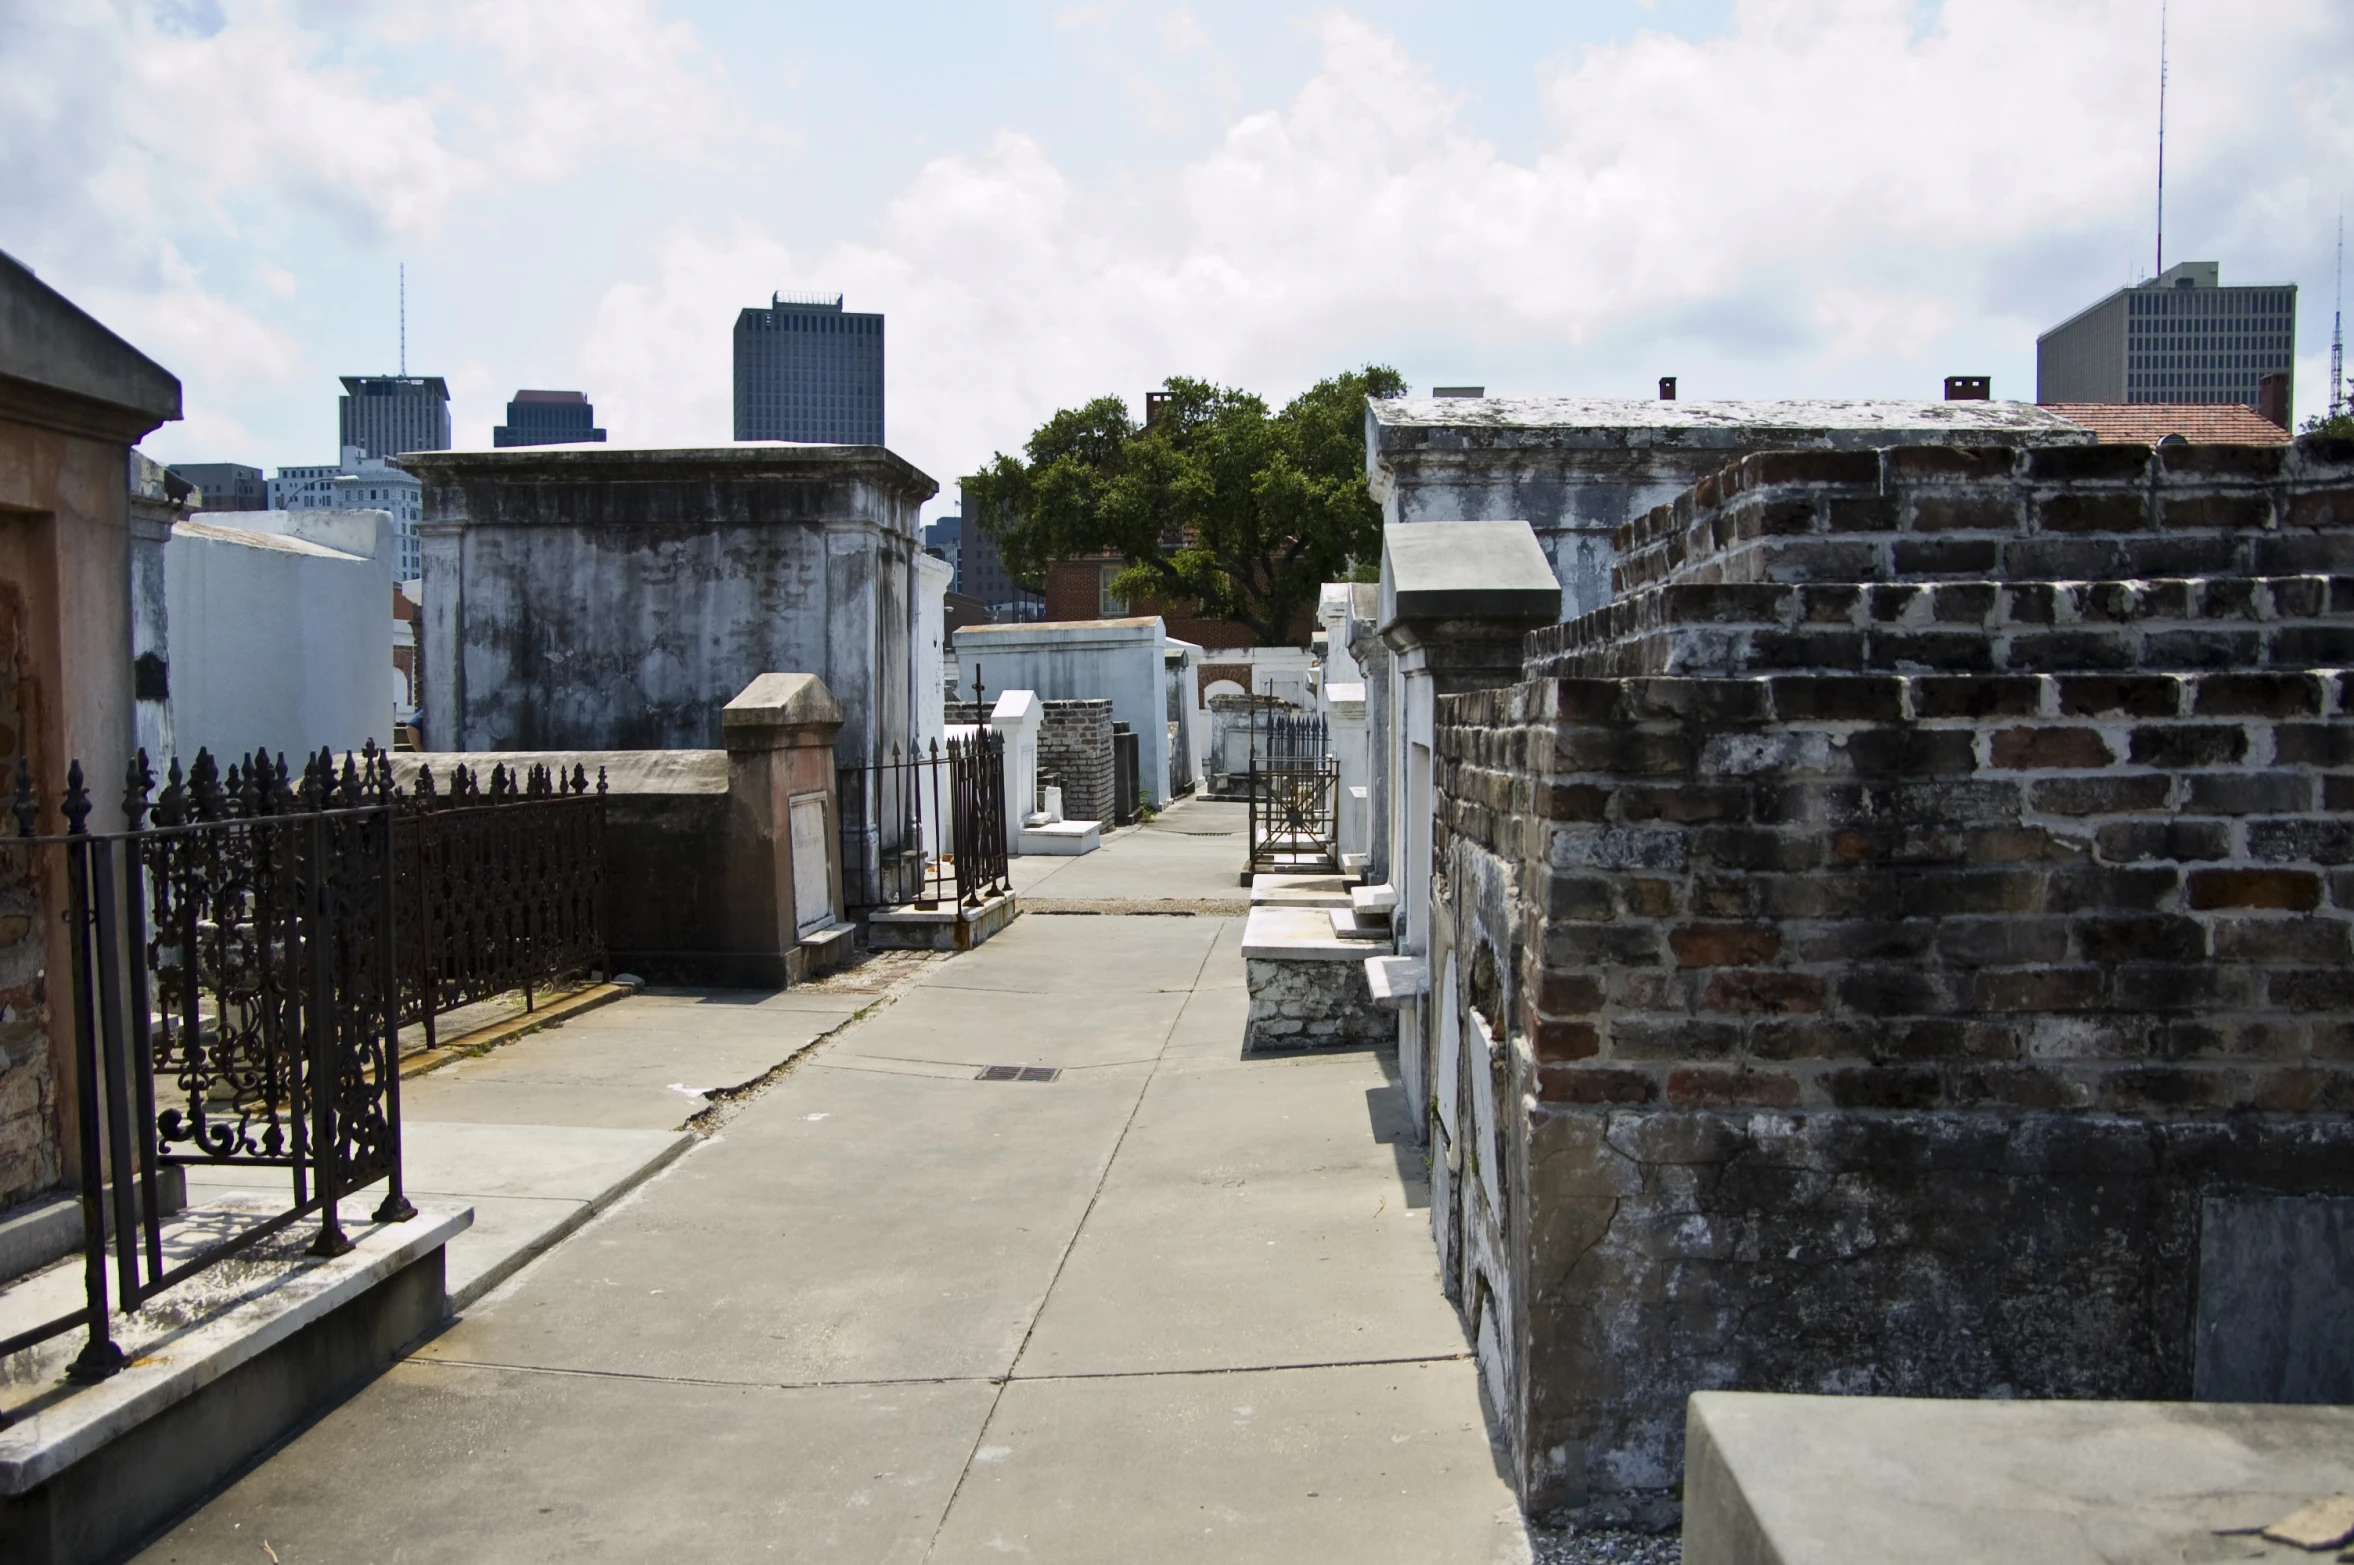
<box><xmin>61</xmin><ymin>769</ymin><xmax>125</xmax><ymax>1381</ymax></box>
<box><xmin>374</xmin><ymin>797</ymin><xmax>415</xmax><ymax>1223</ymax></box>
<box><xmin>121</xmin><ymin>758</ymin><xmax>165</xmax><ymax>1286</ymax></box>
<box><xmin>88</xmin><ymin>837</ymin><xmax>144</xmax><ymax>1312</ymax></box>
<box><xmin>306</xmin><ymin>805</ymin><xmax>352</xmax><ymax>1258</ymax></box>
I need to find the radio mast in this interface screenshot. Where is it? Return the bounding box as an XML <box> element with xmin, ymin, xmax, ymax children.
<box><xmin>2332</xmin><ymin>215</ymin><xmax>2346</xmax><ymax>421</ymax></box>
<box><xmin>2154</xmin><ymin>0</ymin><xmax>2168</xmax><ymax>277</ymax></box>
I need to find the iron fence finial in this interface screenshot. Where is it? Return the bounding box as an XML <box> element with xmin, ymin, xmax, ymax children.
<box><xmin>62</xmin><ymin>760</ymin><xmax>90</xmax><ymax>834</ymax></box>
<box><xmin>123</xmin><ymin>750</ymin><xmax>155</xmax><ymax>830</ymax></box>
<box><xmin>190</xmin><ymin>749</ymin><xmax>223</xmax><ymax>819</ymax></box>
<box><xmin>156</xmin><ymin>755</ymin><xmax>187</xmax><ymax>827</ymax></box>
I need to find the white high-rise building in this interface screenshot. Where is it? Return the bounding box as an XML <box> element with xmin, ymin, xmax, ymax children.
<box><xmin>270</xmin><ymin>447</ymin><xmax>423</xmax><ymax>580</ymax></box>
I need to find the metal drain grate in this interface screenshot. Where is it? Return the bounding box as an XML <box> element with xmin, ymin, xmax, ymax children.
<box><xmin>975</xmin><ymin>1065</ymin><xmax>1061</xmax><ymax>1082</ymax></box>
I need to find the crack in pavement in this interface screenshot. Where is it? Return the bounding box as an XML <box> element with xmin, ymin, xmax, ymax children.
<box><xmin>917</xmin><ymin>920</ymin><xmax>1225</xmax><ymax>1564</ymax></box>
<box><xmin>408</xmin><ymin>1350</ymin><xmax>1477</xmax><ymax>1395</ymax></box>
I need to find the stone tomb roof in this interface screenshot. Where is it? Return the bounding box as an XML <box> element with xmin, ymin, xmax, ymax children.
<box><xmin>0</xmin><ymin>246</ymin><xmax>180</xmax><ymax>441</ymax></box>
<box><xmin>395</xmin><ymin>441</ymin><xmax>938</xmax><ymax>508</ymax></box>
<box><xmin>1368</xmin><ymin>396</ymin><xmax>2092</xmax><ymax>452</ymax></box>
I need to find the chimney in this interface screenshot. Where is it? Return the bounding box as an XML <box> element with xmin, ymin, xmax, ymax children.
<box><xmin>2257</xmin><ymin>374</ymin><xmax>2290</xmax><ymax>431</ymax></box>
<box><xmin>1658</xmin><ymin>376</ymin><xmax>1676</xmax><ymax>401</ymax></box>
<box><xmin>1944</xmin><ymin>376</ymin><xmax>1990</xmax><ymax>401</ymax></box>
<box><xmin>1432</xmin><ymin>386</ymin><xmax>1485</xmax><ymax>399</ymax></box>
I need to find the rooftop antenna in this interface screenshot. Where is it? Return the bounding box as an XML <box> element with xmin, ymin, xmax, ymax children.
<box><xmin>2154</xmin><ymin>0</ymin><xmax>2168</xmax><ymax>278</ymax></box>
<box><xmin>399</xmin><ymin>262</ymin><xmax>407</xmax><ymax>377</ymax></box>
<box><xmin>2333</xmin><ymin>212</ymin><xmax>2346</xmax><ymax>421</ymax></box>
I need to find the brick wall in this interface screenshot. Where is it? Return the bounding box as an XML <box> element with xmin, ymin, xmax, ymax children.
<box><xmin>1041</xmin><ymin>558</ymin><xmax>1303</xmax><ymax>649</ymax></box>
<box><xmin>1042</xmin><ymin>558</ymin><xmax>1111</xmax><ymax>624</ymax></box>
<box><xmin>1425</xmin><ymin>434</ymin><xmax>2354</xmax><ymax>1524</ymax></box>
<box><xmin>1038</xmin><ymin>699</ymin><xmax>1114</xmax><ymax>823</ymax></box>
<box><xmin>1468</xmin><ymin>670</ymin><xmax>2354</xmax><ymax>1117</ymax></box>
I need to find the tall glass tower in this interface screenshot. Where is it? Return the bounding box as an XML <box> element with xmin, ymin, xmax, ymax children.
<box><xmin>337</xmin><ymin>375</ymin><xmax>451</xmax><ymax>459</ymax></box>
<box><xmin>732</xmin><ymin>294</ymin><xmax>884</xmax><ymax>445</ymax></box>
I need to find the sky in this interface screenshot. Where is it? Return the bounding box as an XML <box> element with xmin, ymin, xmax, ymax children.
<box><xmin>4</xmin><ymin>0</ymin><xmax>2350</xmax><ymax>525</ymax></box>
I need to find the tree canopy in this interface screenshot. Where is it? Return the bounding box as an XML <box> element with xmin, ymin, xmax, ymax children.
<box><xmin>963</xmin><ymin>365</ymin><xmax>1406</xmax><ymax>646</ymax></box>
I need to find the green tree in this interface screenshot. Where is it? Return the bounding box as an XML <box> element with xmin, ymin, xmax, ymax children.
<box><xmin>964</xmin><ymin>365</ymin><xmax>1406</xmax><ymax>646</ymax></box>
<box><xmin>2303</xmin><ymin>409</ymin><xmax>2354</xmax><ymax>440</ymax></box>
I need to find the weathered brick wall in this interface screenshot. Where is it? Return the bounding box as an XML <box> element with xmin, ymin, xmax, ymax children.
<box><xmin>1038</xmin><ymin>699</ymin><xmax>1113</xmax><ymax>823</ymax></box>
<box><xmin>1514</xmin><ymin>670</ymin><xmax>2354</xmax><ymax>1117</ymax></box>
<box><xmin>1597</xmin><ymin>442</ymin><xmax>2354</xmax><ymax>597</ymax></box>
<box><xmin>0</xmin><ymin>591</ymin><xmax>57</xmax><ymax>1216</ymax></box>
<box><xmin>1427</xmin><ymin>434</ymin><xmax>2354</xmax><ymax>1525</ymax></box>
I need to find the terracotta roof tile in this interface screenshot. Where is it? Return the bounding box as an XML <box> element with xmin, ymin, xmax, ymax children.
<box><xmin>2039</xmin><ymin>402</ymin><xmax>2292</xmax><ymax>446</ymax></box>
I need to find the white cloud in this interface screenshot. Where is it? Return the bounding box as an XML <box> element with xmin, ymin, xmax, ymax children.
<box><xmin>578</xmin><ymin>0</ymin><xmax>2351</xmax><ymax>502</ymax></box>
<box><xmin>0</xmin><ymin>0</ymin><xmax>748</xmax><ymax>454</ymax></box>
<box><xmin>12</xmin><ymin>0</ymin><xmax>2349</xmax><ymax>481</ymax></box>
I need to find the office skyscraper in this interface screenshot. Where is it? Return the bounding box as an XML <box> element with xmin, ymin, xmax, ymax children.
<box><xmin>733</xmin><ymin>294</ymin><xmax>884</xmax><ymax>445</ymax></box>
<box><xmin>339</xmin><ymin>375</ymin><xmax>451</xmax><ymax>459</ymax></box>
<box><xmin>955</xmin><ymin>481</ymin><xmax>1042</xmax><ymax>620</ymax></box>
<box><xmin>922</xmin><ymin>515</ymin><xmax>963</xmax><ymax>588</ymax></box>
<box><xmin>2037</xmin><ymin>262</ymin><xmax>2296</xmax><ymax>411</ymax></box>
<box><xmin>168</xmin><ymin>461</ymin><xmax>267</xmax><ymax>511</ymax></box>
<box><xmin>493</xmin><ymin>389</ymin><xmax>607</xmax><ymax>447</ymax></box>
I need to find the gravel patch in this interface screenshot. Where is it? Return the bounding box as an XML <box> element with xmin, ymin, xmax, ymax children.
<box><xmin>1527</xmin><ymin>1526</ymin><xmax>1682</xmax><ymax>1565</ymax></box>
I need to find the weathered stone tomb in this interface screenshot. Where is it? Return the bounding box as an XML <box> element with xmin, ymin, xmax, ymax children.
<box><xmin>400</xmin><ymin>443</ymin><xmax>933</xmax><ymax>771</ymax></box>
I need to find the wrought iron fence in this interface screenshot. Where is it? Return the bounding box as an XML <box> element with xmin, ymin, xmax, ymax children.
<box><xmin>396</xmin><ymin>759</ymin><xmax>608</xmax><ymax>1049</ymax></box>
<box><xmin>1</xmin><ymin>747</ymin><xmax>415</xmax><ymax>1387</ymax></box>
<box><xmin>0</xmin><ymin>744</ymin><xmax>611</xmax><ymax>1396</ymax></box>
<box><xmin>837</xmin><ymin>730</ymin><xmax>1011</xmax><ymax>913</ymax></box>
<box><xmin>1246</xmin><ymin>709</ymin><xmax>1338</xmax><ymax>872</ymax></box>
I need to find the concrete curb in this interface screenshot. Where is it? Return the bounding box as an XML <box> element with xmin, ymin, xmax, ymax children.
<box><xmin>444</xmin><ymin>1130</ymin><xmax>697</xmax><ymax>1313</ymax></box>
<box><xmin>400</xmin><ymin>981</ymin><xmax>638</xmax><ymax>1080</ymax></box>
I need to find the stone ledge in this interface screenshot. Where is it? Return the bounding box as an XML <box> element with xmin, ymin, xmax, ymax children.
<box><xmin>0</xmin><ymin>1199</ymin><xmax>470</xmax><ymax>1494</ymax></box>
<box><xmin>1366</xmin><ymin>956</ymin><xmax>1429</xmax><ymax>1008</ymax></box>
<box><xmin>1240</xmin><ymin>906</ymin><xmax>1369</xmax><ymax>961</ymax></box>
<box><xmin>866</xmin><ymin>893</ymin><xmax>1019</xmax><ymax>953</ymax></box>
<box><xmin>1685</xmin><ymin>1391</ymin><xmax>2354</xmax><ymax>1565</ymax></box>
<box><xmin>1017</xmin><ymin>820</ymin><xmax>1100</xmax><ymax>856</ymax></box>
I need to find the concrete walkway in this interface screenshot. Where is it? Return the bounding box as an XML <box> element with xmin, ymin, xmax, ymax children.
<box><xmin>1008</xmin><ymin>794</ymin><xmax>1250</xmax><ymax>902</ymax></box>
<box><xmin>140</xmin><ymin>799</ymin><xmax>1525</xmax><ymax>1563</ymax></box>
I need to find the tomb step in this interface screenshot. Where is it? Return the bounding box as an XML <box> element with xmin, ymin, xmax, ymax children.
<box><xmin>1327</xmin><ymin>908</ymin><xmax>1393</xmax><ymax>943</ymax></box>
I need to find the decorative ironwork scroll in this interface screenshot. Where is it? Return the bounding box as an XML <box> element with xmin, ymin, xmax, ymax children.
<box><xmin>1</xmin><ymin>744</ymin><xmax>414</xmax><ymax>1390</ymax></box>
